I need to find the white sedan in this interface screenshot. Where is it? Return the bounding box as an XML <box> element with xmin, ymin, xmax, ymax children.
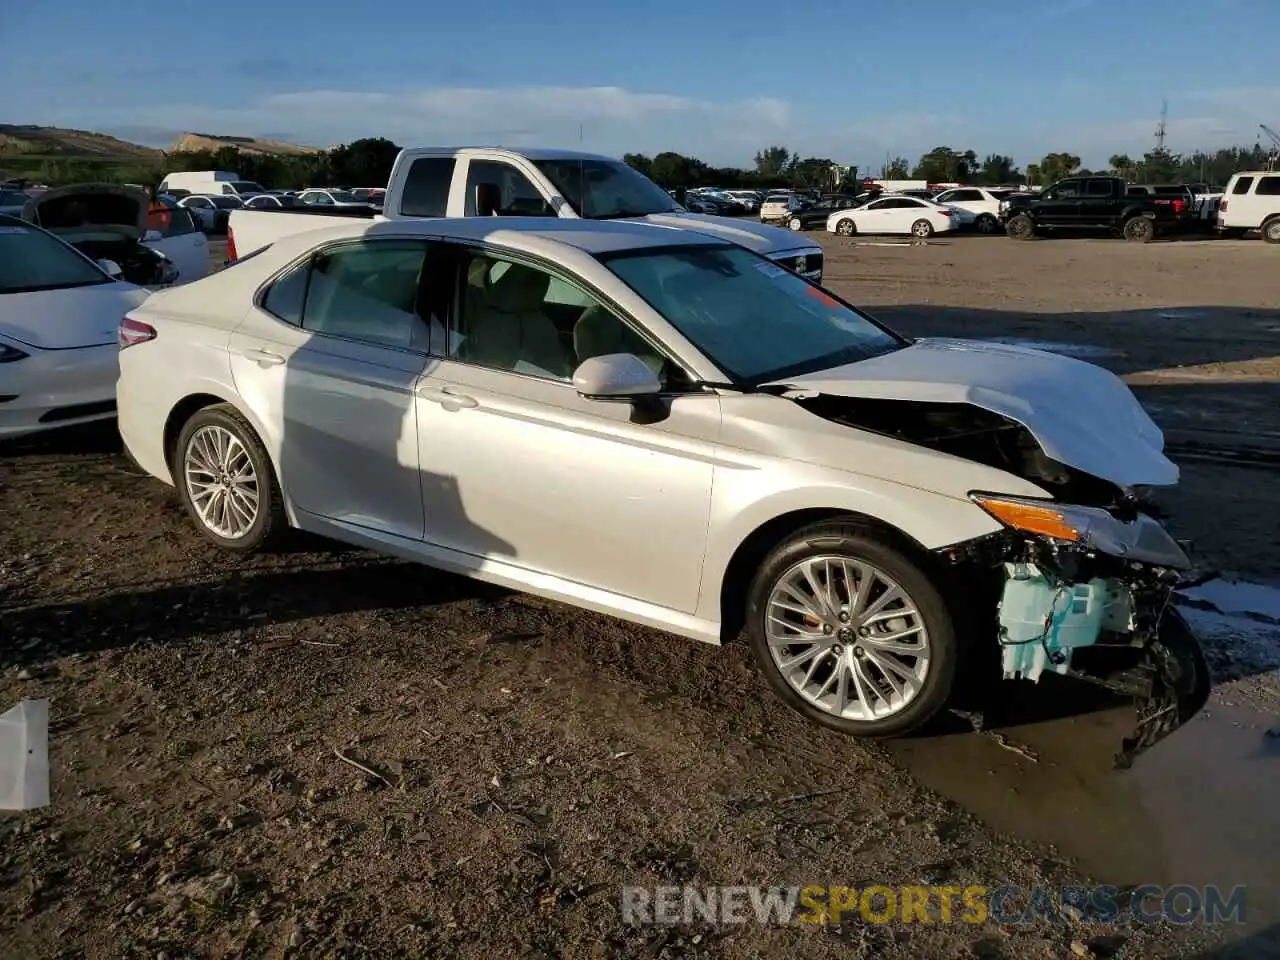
<box><xmin>0</xmin><ymin>217</ymin><xmax>149</xmax><ymax>439</ymax></box>
<box><xmin>827</xmin><ymin>195</ymin><xmax>958</xmax><ymax>238</ymax></box>
<box><xmin>115</xmin><ymin>216</ymin><xmax>1207</xmax><ymax>759</ymax></box>
<box><xmin>297</xmin><ymin>189</ymin><xmax>376</xmax><ymax>209</ymax></box>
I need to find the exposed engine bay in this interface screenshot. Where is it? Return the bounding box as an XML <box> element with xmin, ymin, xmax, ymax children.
<box><xmin>798</xmin><ymin>393</ymin><xmax>1211</xmax><ymax>767</ymax></box>
<box><xmin>66</xmin><ymin>237</ymin><xmax>176</xmax><ymax>287</ymax></box>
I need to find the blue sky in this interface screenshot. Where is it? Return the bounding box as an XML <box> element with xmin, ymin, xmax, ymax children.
<box><xmin>2</xmin><ymin>0</ymin><xmax>1277</xmax><ymax>171</ymax></box>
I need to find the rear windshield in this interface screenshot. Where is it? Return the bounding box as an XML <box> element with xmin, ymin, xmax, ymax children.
<box><xmin>0</xmin><ymin>221</ymin><xmax>111</xmax><ymax>294</ymax></box>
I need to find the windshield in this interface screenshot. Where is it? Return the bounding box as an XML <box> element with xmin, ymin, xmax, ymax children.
<box><xmin>0</xmin><ymin>222</ymin><xmax>111</xmax><ymax>294</ymax></box>
<box><xmin>232</xmin><ymin>181</ymin><xmax>266</xmax><ymax>194</ymax></box>
<box><xmin>532</xmin><ymin>159</ymin><xmax>681</xmax><ymax>219</ymax></box>
<box><xmin>602</xmin><ymin>245</ymin><xmax>905</xmax><ymax>384</ymax></box>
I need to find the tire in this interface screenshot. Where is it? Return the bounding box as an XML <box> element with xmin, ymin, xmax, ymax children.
<box><xmin>1123</xmin><ymin>216</ymin><xmax>1156</xmax><ymax>243</ymax></box>
<box><xmin>911</xmin><ymin>219</ymin><xmax>934</xmax><ymax>239</ymax></box>
<box><xmin>788</xmin><ymin>217</ymin><xmax>803</xmax><ymax>231</ymax></box>
<box><xmin>1005</xmin><ymin>214</ymin><xmax>1035</xmax><ymax>239</ymax></box>
<box><xmin>835</xmin><ymin>218</ymin><xmax>856</xmax><ymax>237</ymax></box>
<box><xmin>1263</xmin><ymin>217</ymin><xmax>1280</xmax><ymax>244</ymax></box>
<box><xmin>173</xmin><ymin>403</ymin><xmax>286</xmax><ymax>553</ymax></box>
<box><xmin>745</xmin><ymin>520</ymin><xmax>957</xmax><ymax>738</ymax></box>
<box><xmin>975</xmin><ymin>213</ymin><xmax>998</xmax><ymax>234</ymax></box>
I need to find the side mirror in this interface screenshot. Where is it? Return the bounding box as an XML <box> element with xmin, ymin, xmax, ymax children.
<box><xmin>474</xmin><ymin>181</ymin><xmax>501</xmax><ymax>217</ymax></box>
<box><xmin>97</xmin><ymin>259</ymin><xmax>123</xmax><ymax>278</ymax></box>
<box><xmin>573</xmin><ymin>353</ymin><xmax>661</xmax><ymax>400</ymax></box>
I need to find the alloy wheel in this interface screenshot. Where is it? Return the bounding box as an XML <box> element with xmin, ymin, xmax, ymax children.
<box><xmin>764</xmin><ymin>555</ymin><xmax>931</xmax><ymax>721</ymax></box>
<box><xmin>183</xmin><ymin>425</ymin><xmax>260</xmax><ymax>539</ymax></box>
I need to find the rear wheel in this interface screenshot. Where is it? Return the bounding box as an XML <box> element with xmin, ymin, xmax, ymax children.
<box><xmin>745</xmin><ymin>520</ymin><xmax>957</xmax><ymax>738</ymax></box>
<box><xmin>835</xmin><ymin>218</ymin><xmax>856</xmax><ymax>236</ymax></box>
<box><xmin>975</xmin><ymin>213</ymin><xmax>999</xmax><ymax>234</ymax></box>
<box><xmin>788</xmin><ymin>216</ymin><xmax>803</xmax><ymax>231</ymax></box>
<box><xmin>1262</xmin><ymin>217</ymin><xmax>1280</xmax><ymax>244</ymax></box>
<box><xmin>1005</xmin><ymin>214</ymin><xmax>1035</xmax><ymax>239</ymax></box>
<box><xmin>1123</xmin><ymin>216</ymin><xmax>1156</xmax><ymax>243</ymax></box>
<box><xmin>173</xmin><ymin>403</ymin><xmax>286</xmax><ymax>553</ymax></box>
<box><xmin>911</xmin><ymin>219</ymin><xmax>934</xmax><ymax>239</ymax></box>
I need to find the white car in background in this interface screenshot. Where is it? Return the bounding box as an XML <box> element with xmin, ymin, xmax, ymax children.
<box><xmin>0</xmin><ymin>216</ymin><xmax>149</xmax><ymax>439</ymax></box>
<box><xmin>1217</xmin><ymin>171</ymin><xmax>1280</xmax><ymax>241</ymax></box>
<box><xmin>297</xmin><ymin>188</ymin><xmax>376</xmax><ymax>209</ymax></box>
<box><xmin>115</xmin><ymin>216</ymin><xmax>1208</xmax><ymax>763</ymax></box>
<box><xmin>827</xmin><ymin>195</ymin><xmax>959</xmax><ymax>238</ymax></box>
<box><xmin>179</xmin><ymin>194</ymin><xmax>243</xmax><ymax>233</ymax></box>
<box><xmin>931</xmin><ymin>187</ymin><xmax>1017</xmax><ymax>234</ymax></box>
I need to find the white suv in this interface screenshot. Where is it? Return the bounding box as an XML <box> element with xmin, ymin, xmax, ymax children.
<box><xmin>1218</xmin><ymin>171</ymin><xmax>1280</xmax><ymax>242</ymax></box>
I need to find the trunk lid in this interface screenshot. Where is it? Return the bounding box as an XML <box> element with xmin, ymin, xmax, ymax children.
<box><xmin>762</xmin><ymin>336</ymin><xmax>1177</xmax><ymax>489</ymax></box>
<box><xmin>22</xmin><ymin>183</ymin><xmax>148</xmax><ymax>243</ymax></box>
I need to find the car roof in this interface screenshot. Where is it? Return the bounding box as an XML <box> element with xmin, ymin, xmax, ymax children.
<box><xmin>403</xmin><ymin>146</ymin><xmax>619</xmax><ymax>162</ymax></box>
<box><xmin>265</xmin><ymin>216</ymin><xmax>733</xmax><ymax>262</ymax></box>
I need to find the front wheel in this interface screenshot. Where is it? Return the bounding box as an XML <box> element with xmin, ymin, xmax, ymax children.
<box><xmin>1123</xmin><ymin>216</ymin><xmax>1156</xmax><ymax>243</ymax></box>
<box><xmin>910</xmin><ymin>219</ymin><xmax>934</xmax><ymax>239</ymax></box>
<box><xmin>835</xmin><ymin>218</ymin><xmax>856</xmax><ymax>236</ymax></box>
<box><xmin>745</xmin><ymin>520</ymin><xmax>957</xmax><ymax>738</ymax></box>
<box><xmin>1005</xmin><ymin>214</ymin><xmax>1035</xmax><ymax>239</ymax></box>
<box><xmin>1262</xmin><ymin>217</ymin><xmax>1280</xmax><ymax>244</ymax></box>
<box><xmin>173</xmin><ymin>403</ymin><xmax>286</xmax><ymax>553</ymax></box>
<box><xmin>788</xmin><ymin>216</ymin><xmax>803</xmax><ymax>231</ymax></box>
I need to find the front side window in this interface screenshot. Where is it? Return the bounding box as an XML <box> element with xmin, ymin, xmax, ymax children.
<box><xmin>602</xmin><ymin>244</ymin><xmax>904</xmax><ymax>385</ymax></box>
<box><xmin>0</xmin><ymin>222</ymin><xmax>111</xmax><ymax>294</ymax></box>
<box><xmin>1047</xmin><ymin>181</ymin><xmax>1081</xmax><ymax>199</ymax></box>
<box><xmin>447</xmin><ymin>250</ymin><xmax>678</xmax><ymax>386</ymax></box>
<box><xmin>465</xmin><ymin>160</ymin><xmax>554</xmax><ymax>216</ymax></box>
<box><xmin>300</xmin><ymin>240</ymin><xmax>433</xmax><ymax>350</ymax></box>
<box><xmin>303</xmin><ymin>192</ymin><xmax>333</xmax><ymax>206</ymax></box>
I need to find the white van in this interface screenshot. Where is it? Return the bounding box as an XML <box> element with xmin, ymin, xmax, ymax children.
<box><xmin>1217</xmin><ymin>171</ymin><xmax>1280</xmax><ymax>242</ymax></box>
<box><xmin>158</xmin><ymin>170</ymin><xmax>267</xmax><ymax>199</ymax></box>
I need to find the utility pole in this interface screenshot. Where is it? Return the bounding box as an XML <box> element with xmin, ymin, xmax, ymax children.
<box><xmin>1154</xmin><ymin>99</ymin><xmax>1168</xmax><ymax>152</ymax></box>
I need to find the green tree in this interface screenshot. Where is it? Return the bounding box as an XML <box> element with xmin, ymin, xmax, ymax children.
<box><xmin>1037</xmin><ymin>152</ymin><xmax>1081</xmax><ymax>183</ymax></box>
<box><xmin>977</xmin><ymin>154</ymin><xmax>1019</xmax><ymax>185</ymax></box>
<box><xmin>912</xmin><ymin>146</ymin><xmax>977</xmax><ymax>183</ymax></box>
<box><xmin>880</xmin><ymin>156</ymin><xmax>910</xmax><ymax>179</ymax></box>
<box><xmin>328</xmin><ymin>137</ymin><xmax>401</xmax><ymax>187</ymax></box>
<box><xmin>649</xmin><ymin>151</ymin><xmax>704</xmax><ymax>186</ymax></box>
<box><xmin>1025</xmin><ymin>163</ymin><xmax>1042</xmax><ymax>186</ymax></box>
<box><xmin>1137</xmin><ymin>147</ymin><xmax>1180</xmax><ymax>183</ymax></box>
<box><xmin>1108</xmin><ymin>153</ymin><xmax>1133</xmax><ymax>176</ymax></box>
<box><xmin>754</xmin><ymin>145</ymin><xmax>791</xmax><ymax>178</ymax></box>
<box><xmin>622</xmin><ymin>153</ymin><xmax>652</xmax><ymax>178</ymax></box>
<box><xmin>789</xmin><ymin>157</ymin><xmax>838</xmax><ymax>190</ymax></box>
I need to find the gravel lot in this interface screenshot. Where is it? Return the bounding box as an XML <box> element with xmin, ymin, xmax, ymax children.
<box><xmin>3</xmin><ymin>232</ymin><xmax>1278</xmax><ymax>959</ymax></box>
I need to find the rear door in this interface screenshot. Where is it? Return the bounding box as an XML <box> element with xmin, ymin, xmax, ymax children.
<box><xmin>1078</xmin><ymin>178</ymin><xmax>1120</xmax><ymax>226</ymax></box>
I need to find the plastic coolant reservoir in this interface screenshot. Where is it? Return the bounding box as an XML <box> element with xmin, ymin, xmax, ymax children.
<box><xmin>997</xmin><ymin>562</ymin><xmax>1127</xmax><ymax>682</ymax></box>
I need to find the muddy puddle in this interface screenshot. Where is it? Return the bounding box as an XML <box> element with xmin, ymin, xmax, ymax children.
<box><xmin>889</xmin><ymin>678</ymin><xmax>1280</xmax><ymax>942</ymax></box>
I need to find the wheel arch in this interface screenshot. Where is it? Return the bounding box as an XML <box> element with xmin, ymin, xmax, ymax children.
<box><xmin>716</xmin><ymin>507</ymin><xmax>935</xmax><ymax>644</ymax></box>
<box><xmin>162</xmin><ymin>390</ymin><xmax>282</xmax><ymax>494</ymax></box>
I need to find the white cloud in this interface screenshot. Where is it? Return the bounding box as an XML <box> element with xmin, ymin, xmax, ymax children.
<box><xmin>33</xmin><ymin>83</ymin><xmax>1280</xmax><ymax>171</ymax></box>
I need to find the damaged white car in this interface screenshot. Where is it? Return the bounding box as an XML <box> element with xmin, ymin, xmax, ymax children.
<box><xmin>21</xmin><ymin>183</ymin><xmax>209</xmax><ymax>287</ymax></box>
<box><xmin>115</xmin><ymin>217</ymin><xmax>1209</xmax><ymax>764</ymax></box>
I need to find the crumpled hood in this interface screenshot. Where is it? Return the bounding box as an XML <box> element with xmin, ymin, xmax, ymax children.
<box><xmin>22</xmin><ymin>183</ymin><xmax>148</xmax><ymax>241</ymax></box>
<box><xmin>763</xmin><ymin>337</ymin><xmax>1177</xmax><ymax>488</ymax></box>
<box><xmin>637</xmin><ymin>212</ymin><xmax>816</xmax><ymax>256</ymax></box>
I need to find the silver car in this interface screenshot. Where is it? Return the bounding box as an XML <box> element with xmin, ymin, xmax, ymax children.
<box><xmin>115</xmin><ymin>217</ymin><xmax>1207</xmax><ymax>756</ymax></box>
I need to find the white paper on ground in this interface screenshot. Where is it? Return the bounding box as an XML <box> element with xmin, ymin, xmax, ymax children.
<box><xmin>0</xmin><ymin>699</ymin><xmax>50</xmax><ymax>810</ymax></box>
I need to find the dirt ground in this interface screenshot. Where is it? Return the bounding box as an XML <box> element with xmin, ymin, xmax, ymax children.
<box><xmin>3</xmin><ymin>232</ymin><xmax>1278</xmax><ymax>959</ymax></box>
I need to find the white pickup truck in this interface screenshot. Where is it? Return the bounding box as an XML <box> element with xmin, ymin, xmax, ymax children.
<box><xmin>227</xmin><ymin>147</ymin><xmax>825</xmax><ymax>282</ymax></box>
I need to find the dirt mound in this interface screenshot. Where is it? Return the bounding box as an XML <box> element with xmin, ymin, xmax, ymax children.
<box><xmin>0</xmin><ymin>125</ymin><xmax>161</xmax><ymax>161</ymax></box>
<box><xmin>172</xmin><ymin>132</ymin><xmax>323</xmax><ymax>157</ymax></box>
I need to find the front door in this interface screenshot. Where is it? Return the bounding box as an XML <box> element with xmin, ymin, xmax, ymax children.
<box><xmin>228</xmin><ymin>237</ymin><xmax>435</xmax><ymax>540</ymax></box>
<box><xmin>413</xmin><ymin>245</ymin><xmax>721</xmax><ymax>614</ymax></box>
<box><xmin>1034</xmin><ymin>180</ymin><xmax>1083</xmax><ymax>226</ymax></box>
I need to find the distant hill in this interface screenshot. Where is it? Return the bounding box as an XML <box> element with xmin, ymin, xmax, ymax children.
<box><xmin>0</xmin><ymin>124</ymin><xmax>162</xmax><ymax>162</ymax></box>
<box><xmin>172</xmin><ymin>132</ymin><xmax>324</xmax><ymax>157</ymax></box>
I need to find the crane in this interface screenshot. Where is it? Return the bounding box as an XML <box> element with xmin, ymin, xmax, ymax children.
<box><xmin>1261</xmin><ymin>124</ymin><xmax>1280</xmax><ymax>171</ymax></box>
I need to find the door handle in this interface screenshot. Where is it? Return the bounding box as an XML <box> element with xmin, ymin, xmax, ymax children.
<box><xmin>244</xmin><ymin>347</ymin><xmax>285</xmax><ymax>366</ymax></box>
<box><xmin>416</xmin><ymin>384</ymin><xmax>478</xmax><ymax>409</ymax></box>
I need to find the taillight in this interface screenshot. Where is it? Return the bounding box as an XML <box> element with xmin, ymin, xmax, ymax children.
<box><xmin>119</xmin><ymin>316</ymin><xmax>156</xmax><ymax>349</ymax></box>
<box><xmin>1219</xmin><ymin>199</ymin><xmax>1228</xmax><ymax>211</ymax></box>
<box><xmin>1173</xmin><ymin>199</ymin><xmax>1185</xmax><ymax>214</ymax></box>
<box><xmin>226</xmin><ymin>225</ymin><xmax>238</xmax><ymax>262</ymax></box>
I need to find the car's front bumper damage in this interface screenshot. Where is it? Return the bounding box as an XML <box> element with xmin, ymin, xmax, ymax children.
<box><xmin>939</xmin><ymin>495</ymin><xmax>1211</xmax><ymax>768</ymax></box>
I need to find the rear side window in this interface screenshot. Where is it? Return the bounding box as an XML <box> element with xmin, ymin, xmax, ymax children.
<box><xmin>302</xmin><ymin>240</ymin><xmax>432</xmax><ymax>349</ymax></box>
<box><xmin>1231</xmin><ymin>177</ymin><xmax>1254</xmax><ymax>195</ymax></box>
<box><xmin>262</xmin><ymin>259</ymin><xmax>308</xmax><ymax>325</ymax></box>
<box><xmin>1084</xmin><ymin>180</ymin><xmax>1114</xmax><ymax>197</ymax></box>
<box><xmin>1255</xmin><ymin>176</ymin><xmax>1280</xmax><ymax>196</ymax></box>
<box><xmin>400</xmin><ymin>157</ymin><xmax>456</xmax><ymax>217</ymax></box>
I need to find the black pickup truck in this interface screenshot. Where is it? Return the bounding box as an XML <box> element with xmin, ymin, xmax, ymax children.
<box><xmin>999</xmin><ymin>176</ymin><xmax>1177</xmax><ymax>242</ymax></box>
